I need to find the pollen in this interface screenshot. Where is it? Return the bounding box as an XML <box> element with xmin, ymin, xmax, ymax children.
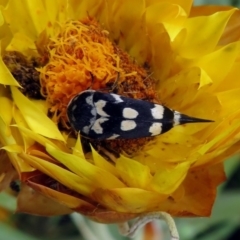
<box><xmin>39</xmin><ymin>18</ymin><xmax>159</xmax><ymax>154</ymax></box>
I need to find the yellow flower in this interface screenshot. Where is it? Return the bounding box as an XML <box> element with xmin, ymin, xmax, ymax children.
<box><xmin>0</xmin><ymin>0</ymin><xmax>240</xmax><ymax>224</ymax></box>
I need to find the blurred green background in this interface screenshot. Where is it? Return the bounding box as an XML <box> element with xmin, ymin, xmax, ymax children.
<box><xmin>1</xmin><ymin>0</ymin><xmax>240</xmax><ymax>240</ymax></box>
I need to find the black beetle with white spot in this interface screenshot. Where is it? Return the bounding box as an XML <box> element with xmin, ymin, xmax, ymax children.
<box><xmin>67</xmin><ymin>90</ymin><xmax>213</xmax><ymax>140</ymax></box>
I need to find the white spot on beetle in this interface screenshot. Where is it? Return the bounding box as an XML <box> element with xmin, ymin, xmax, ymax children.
<box><xmin>111</xmin><ymin>93</ymin><xmax>124</xmax><ymax>103</ymax></box>
<box><xmin>71</xmin><ymin>104</ymin><xmax>77</xmax><ymax>111</ymax></box>
<box><xmin>121</xmin><ymin>120</ymin><xmax>137</xmax><ymax>131</ymax></box>
<box><xmin>149</xmin><ymin>122</ymin><xmax>162</xmax><ymax>136</ymax></box>
<box><xmin>90</xmin><ymin>107</ymin><xmax>97</xmax><ymax>117</ymax></box>
<box><xmin>173</xmin><ymin>111</ymin><xmax>181</xmax><ymax>126</ymax></box>
<box><xmin>151</xmin><ymin>104</ymin><xmax>164</xmax><ymax>119</ymax></box>
<box><xmin>70</xmin><ymin>115</ymin><xmax>76</xmax><ymax>122</ymax></box>
<box><xmin>91</xmin><ymin>117</ymin><xmax>108</xmax><ymax>134</ymax></box>
<box><xmin>86</xmin><ymin>94</ymin><xmax>94</xmax><ymax>106</ymax></box>
<box><xmin>107</xmin><ymin>134</ymin><xmax>120</xmax><ymax>139</ymax></box>
<box><xmin>82</xmin><ymin>125</ymin><xmax>90</xmax><ymax>134</ymax></box>
<box><xmin>94</xmin><ymin>100</ymin><xmax>110</xmax><ymax>117</ymax></box>
<box><xmin>122</xmin><ymin>108</ymin><xmax>139</xmax><ymax>119</ymax></box>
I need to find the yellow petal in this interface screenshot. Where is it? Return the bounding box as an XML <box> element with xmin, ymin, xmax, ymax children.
<box><xmin>46</xmin><ymin>144</ymin><xmax>126</xmax><ymax>189</ymax></box>
<box><xmin>1</xmin><ymin>144</ymin><xmax>23</xmax><ymax>153</ymax></box>
<box><xmin>104</xmin><ymin>0</ymin><xmax>145</xmax><ymax>47</ymax></box>
<box><xmin>0</xmin><ymin>51</ymin><xmax>20</xmax><ymax>86</ymax></box>
<box><xmin>69</xmin><ymin>0</ymin><xmax>104</xmax><ymax>22</ymax></box>
<box><xmin>41</xmin><ymin>0</ymin><xmax>67</xmax><ymax>27</ymax></box>
<box><xmin>13</xmin><ymin>107</ymin><xmax>35</xmax><ymax>150</ymax></box>
<box><xmin>174</xmin><ymin>9</ymin><xmax>236</xmax><ymax>58</ymax></box>
<box><xmin>27</xmin><ymin>149</ymin><xmax>55</xmax><ymax>162</ymax></box>
<box><xmin>116</xmin><ymin>155</ymin><xmax>152</xmax><ymax>189</ymax></box>
<box><xmin>190</xmin><ymin>41</ymin><xmax>240</xmax><ymax>87</ymax></box>
<box><xmin>190</xmin><ymin>5</ymin><xmax>233</xmax><ymax>17</ymax></box>
<box><xmin>0</xmin><ymin>11</ymin><xmax>13</xmax><ymax>54</ymax></box>
<box><xmin>194</xmin><ymin>141</ymin><xmax>240</xmax><ymax>167</ymax></box>
<box><xmin>1</xmin><ymin>141</ymin><xmax>35</xmax><ymax>173</ymax></box>
<box><xmin>11</xmin><ymin>87</ymin><xmax>65</xmax><ymax>142</ymax></box>
<box><xmin>0</xmin><ymin>96</ymin><xmax>12</xmax><ymax>136</ymax></box>
<box><xmin>13</xmin><ymin>125</ymin><xmax>66</xmax><ymax>151</ymax></box>
<box><xmin>146</xmin><ymin>0</ymin><xmax>192</xmax><ymax>16</ymax></box>
<box><xmin>27</xmin><ymin>180</ymin><xmax>96</xmax><ymax>210</ymax></box>
<box><xmin>217</xmin><ymin>62</ymin><xmax>240</xmax><ymax>91</ymax></box>
<box><xmin>72</xmin><ymin>134</ymin><xmax>85</xmax><ymax>159</ymax></box>
<box><xmin>93</xmin><ymin>188</ymin><xmax>167</xmax><ymax>213</ymax></box>
<box><xmin>157</xmin><ymin>67</ymin><xmax>214</xmax><ymax>113</ymax></box>
<box><xmin>0</xmin><ymin>116</ymin><xmax>23</xmax><ymax>173</ymax></box>
<box><xmin>17</xmin><ymin>184</ymin><xmax>72</xmax><ymax>216</ymax></box>
<box><xmin>146</xmin><ymin>2</ymin><xmax>187</xmax><ymax>40</ymax></box>
<box><xmin>20</xmin><ymin>153</ymin><xmax>93</xmax><ymax>196</ymax></box>
<box><xmin>6</xmin><ymin>32</ymin><xmax>36</xmax><ymax>55</ymax></box>
<box><xmin>216</xmin><ymin>88</ymin><xmax>240</xmax><ymax>116</ymax></box>
<box><xmin>2</xmin><ymin>0</ymin><xmax>48</xmax><ymax>38</ymax></box>
<box><xmin>150</xmin><ymin>161</ymin><xmax>190</xmax><ymax>194</ymax></box>
<box><xmin>91</xmin><ymin>145</ymin><xmax>119</xmax><ymax>177</ymax></box>
<box><xmin>157</xmin><ymin>164</ymin><xmax>226</xmax><ymax>216</ymax></box>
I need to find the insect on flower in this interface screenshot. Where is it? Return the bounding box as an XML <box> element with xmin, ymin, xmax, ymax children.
<box><xmin>67</xmin><ymin>90</ymin><xmax>213</xmax><ymax>140</ymax></box>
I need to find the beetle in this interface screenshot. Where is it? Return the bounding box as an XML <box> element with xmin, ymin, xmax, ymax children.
<box><xmin>67</xmin><ymin>90</ymin><xmax>213</xmax><ymax>140</ymax></box>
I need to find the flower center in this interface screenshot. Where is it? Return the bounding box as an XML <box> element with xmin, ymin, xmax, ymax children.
<box><xmin>39</xmin><ymin>18</ymin><xmax>159</xmax><ymax>154</ymax></box>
